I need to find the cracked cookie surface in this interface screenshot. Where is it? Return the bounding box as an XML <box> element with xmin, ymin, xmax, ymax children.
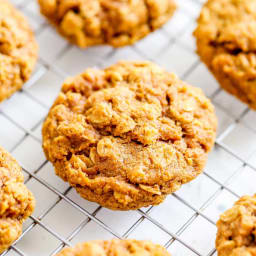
<box><xmin>42</xmin><ymin>61</ymin><xmax>217</xmax><ymax>210</ymax></box>
<box><xmin>38</xmin><ymin>0</ymin><xmax>176</xmax><ymax>48</ymax></box>
<box><xmin>216</xmin><ymin>195</ymin><xmax>256</xmax><ymax>256</ymax></box>
<box><xmin>0</xmin><ymin>146</ymin><xmax>35</xmax><ymax>253</ymax></box>
<box><xmin>0</xmin><ymin>0</ymin><xmax>38</xmax><ymax>102</ymax></box>
<box><xmin>194</xmin><ymin>0</ymin><xmax>256</xmax><ymax>110</ymax></box>
<box><xmin>56</xmin><ymin>239</ymin><xmax>171</xmax><ymax>256</ymax></box>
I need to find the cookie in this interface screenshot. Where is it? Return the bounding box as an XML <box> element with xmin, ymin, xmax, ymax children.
<box><xmin>216</xmin><ymin>195</ymin><xmax>256</xmax><ymax>256</ymax></box>
<box><xmin>42</xmin><ymin>61</ymin><xmax>217</xmax><ymax>210</ymax></box>
<box><xmin>0</xmin><ymin>146</ymin><xmax>35</xmax><ymax>253</ymax></box>
<box><xmin>0</xmin><ymin>0</ymin><xmax>38</xmax><ymax>103</ymax></box>
<box><xmin>55</xmin><ymin>239</ymin><xmax>171</xmax><ymax>256</ymax></box>
<box><xmin>194</xmin><ymin>0</ymin><xmax>256</xmax><ymax>110</ymax></box>
<box><xmin>38</xmin><ymin>0</ymin><xmax>176</xmax><ymax>48</ymax></box>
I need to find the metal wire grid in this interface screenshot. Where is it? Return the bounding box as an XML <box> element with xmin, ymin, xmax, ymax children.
<box><xmin>0</xmin><ymin>0</ymin><xmax>256</xmax><ymax>255</ymax></box>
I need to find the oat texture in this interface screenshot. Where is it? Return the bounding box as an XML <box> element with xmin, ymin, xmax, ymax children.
<box><xmin>42</xmin><ymin>61</ymin><xmax>217</xmax><ymax>210</ymax></box>
<box><xmin>216</xmin><ymin>195</ymin><xmax>256</xmax><ymax>256</ymax></box>
<box><xmin>38</xmin><ymin>0</ymin><xmax>176</xmax><ymax>48</ymax></box>
<box><xmin>194</xmin><ymin>0</ymin><xmax>256</xmax><ymax>109</ymax></box>
<box><xmin>0</xmin><ymin>146</ymin><xmax>35</xmax><ymax>253</ymax></box>
<box><xmin>56</xmin><ymin>239</ymin><xmax>171</xmax><ymax>256</ymax></box>
<box><xmin>0</xmin><ymin>0</ymin><xmax>38</xmax><ymax>103</ymax></box>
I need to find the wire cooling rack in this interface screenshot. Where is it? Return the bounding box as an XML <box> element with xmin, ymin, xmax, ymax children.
<box><xmin>1</xmin><ymin>0</ymin><xmax>256</xmax><ymax>255</ymax></box>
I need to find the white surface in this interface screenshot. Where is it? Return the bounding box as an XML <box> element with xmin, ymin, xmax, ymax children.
<box><xmin>0</xmin><ymin>0</ymin><xmax>256</xmax><ymax>255</ymax></box>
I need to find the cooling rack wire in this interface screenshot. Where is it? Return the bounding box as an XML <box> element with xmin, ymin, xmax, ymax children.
<box><xmin>1</xmin><ymin>0</ymin><xmax>256</xmax><ymax>255</ymax></box>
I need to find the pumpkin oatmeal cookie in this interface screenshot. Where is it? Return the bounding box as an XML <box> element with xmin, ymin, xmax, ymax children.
<box><xmin>194</xmin><ymin>0</ymin><xmax>256</xmax><ymax>110</ymax></box>
<box><xmin>0</xmin><ymin>146</ymin><xmax>35</xmax><ymax>253</ymax></box>
<box><xmin>56</xmin><ymin>239</ymin><xmax>171</xmax><ymax>256</ymax></box>
<box><xmin>216</xmin><ymin>195</ymin><xmax>256</xmax><ymax>256</ymax></box>
<box><xmin>42</xmin><ymin>61</ymin><xmax>217</xmax><ymax>210</ymax></box>
<box><xmin>0</xmin><ymin>0</ymin><xmax>38</xmax><ymax>103</ymax></box>
<box><xmin>38</xmin><ymin>0</ymin><xmax>176</xmax><ymax>48</ymax></box>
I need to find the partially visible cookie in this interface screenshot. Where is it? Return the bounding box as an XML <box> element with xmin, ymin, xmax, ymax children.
<box><xmin>216</xmin><ymin>195</ymin><xmax>256</xmax><ymax>256</ymax></box>
<box><xmin>38</xmin><ymin>0</ymin><xmax>176</xmax><ymax>48</ymax></box>
<box><xmin>194</xmin><ymin>0</ymin><xmax>256</xmax><ymax>109</ymax></box>
<box><xmin>42</xmin><ymin>61</ymin><xmax>217</xmax><ymax>210</ymax></box>
<box><xmin>0</xmin><ymin>0</ymin><xmax>38</xmax><ymax>102</ymax></box>
<box><xmin>55</xmin><ymin>239</ymin><xmax>171</xmax><ymax>256</ymax></box>
<box><xmin>0</xmin><ymin>146</ymin><xmax>35</xmax><ymax>253</ymax></box>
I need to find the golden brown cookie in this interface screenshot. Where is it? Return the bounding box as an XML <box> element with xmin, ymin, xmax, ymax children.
<box><xmin>194</xmin><ymin>0</ymin><xmax>256</xmax><ymax>110</ymax></box>
<box><xmin>216</xmin><ymin>195</ymin><xmax>256</xmax><ymax>256</ymax></box>
<box><xmin>0</xmin><ymin>0</ymin><xmax>38</xmax><ymax>103</ymax></box>
<box><xmin>55</xmin><ymin>239</ymin><xmax>171</xmax><ymax>256</ymax></box>
<box><xmin>42</xmin><ymin>61</ymin><xmax>217</xmax><ymax>210</ymax></box>
<box><xmin>38</xmin><ymin>0</ymin><xmax>176</xmax><ymax>48</ymax></box>
<box><xmin>0</xmin><ymin>146</ymin><xmax>35</xmax><ymax>253</ymax></box>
